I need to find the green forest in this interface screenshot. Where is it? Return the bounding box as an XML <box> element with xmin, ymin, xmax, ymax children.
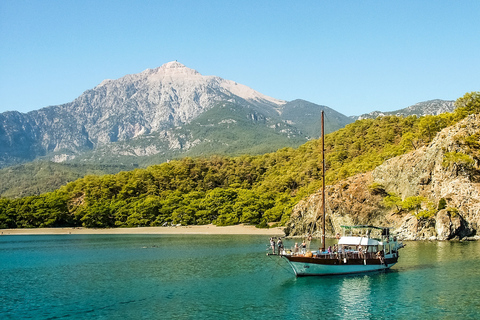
<box><xmin>1</xmin><ymin>92</ymin><xmax>478</xmax><ymax>229</ymax></box>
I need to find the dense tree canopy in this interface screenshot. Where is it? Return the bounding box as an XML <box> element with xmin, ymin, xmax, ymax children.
<box><xmin>1</xmin><ymin>92</ymin><xmax>478</xmax><ymax>229</ymax></box>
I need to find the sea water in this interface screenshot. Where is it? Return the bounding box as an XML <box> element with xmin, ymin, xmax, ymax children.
<box><xmin>1</xmin><ymin>234</ymin><xmax>480</xmax><ymax>319</ymax></box>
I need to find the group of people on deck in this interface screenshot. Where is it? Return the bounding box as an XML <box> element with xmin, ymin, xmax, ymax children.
<box><xmin>269</xmin><ymin>237</ymin><xmax>284</xmax><ymax>255</ymax></box>
<box><xmin>292</xmin><ymin>240</ymin><xmax>307</xmax><ymax>254</ymax></box>
<box><xmin>315</xmin><ymin>244</ymin><xmax>367</xmax><ymax>259</ymax></box>
<box><xmin>269</xmin><ymin>237</ymin><xmax>385</xmax><ymax>262</ymax></box>
<box><xmin>269</xmin><ymin>237</ymin><xmax>311</xmax><ymax>255</ymax></box>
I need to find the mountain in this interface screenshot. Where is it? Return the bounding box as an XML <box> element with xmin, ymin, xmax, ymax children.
<box><xmin>354</xmin><ymin>99</ymin><xmax>455</xmax><ymax>120</ymax></box>
<box><xmin>0</xmin><ymin>61</ymin><xmax>351</xmax><ymax>169</ymax></box>
<box><xmin>281</xmin><ymin>99</ymin><xmax>352</xmax><ymax>138</ymax></box>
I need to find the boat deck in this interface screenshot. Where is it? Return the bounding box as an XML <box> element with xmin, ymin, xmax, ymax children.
<box><xmin>281</xmin><ymin>250</ymin><xmax>397</xmax><ymax>266</ymax></box>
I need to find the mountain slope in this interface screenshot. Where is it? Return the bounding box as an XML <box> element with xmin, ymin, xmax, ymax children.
<box><xmin>281</xmin><ymin>99</ymin><xmax>353</xmax><ymax>137</ymax></box>
<box><xmin>0</xmin><ymin>161</ymin><xmax>134</xmax><ymax>198</ymax></box>
<box><xmin>68</xmin><ymin>101</ymin><xmax>310</xmax><ymax>166</ymax></box>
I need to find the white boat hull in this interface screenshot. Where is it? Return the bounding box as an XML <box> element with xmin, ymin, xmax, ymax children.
<box><xmin>282</xmin><ymin>255</ymin><xmax>398</xmax><ymax>276</ymax></box>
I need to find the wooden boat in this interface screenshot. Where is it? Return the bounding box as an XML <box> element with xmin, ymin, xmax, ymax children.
<box><xmin>278</xmin><ymin>111</ymin><xmax>404</xmax><ymax>276</ymax></box>
<box><xmin>281</xmin><ymin>225</ymin><xmax>404</xmax><ymax>276</ymax></box>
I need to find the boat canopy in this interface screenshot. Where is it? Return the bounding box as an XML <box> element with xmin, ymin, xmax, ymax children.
<box><xmin>340</xmin><ymin>225</ymin><xmax>387</xmax><ymax>230</ymax></box>
<box><xmin>338</xmin><ymin>236</ymin><xmax>381</xmax><ymax>246</ymax></box>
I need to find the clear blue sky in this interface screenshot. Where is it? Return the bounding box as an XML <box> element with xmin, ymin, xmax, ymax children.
<box><xmin>1</xmin><ymin>0</ymin><xmax>479</xmax><ymax>116</ymax></box>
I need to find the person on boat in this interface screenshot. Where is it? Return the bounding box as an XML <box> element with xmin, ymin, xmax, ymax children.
<box><xmin>358</xmin><ymin>245</ymin><xmax>364</xmax><ymax>259</ymax></box>
<box><xmin>301</xmin><ymin>240</ymin><xmax>306</xmax><ymax>253</ymax></box>
<box><xmin>327</xmin><ymin>246</ymin><xmax>332</xmax><ymax>254</ymax></box>
<box><xmin>332</xmin><ymin>244</ymin><xmax>338</xmax><ymax>257</ymax></box>
<box><xmin>294</xmin><ymin>243</ymin><xmax>299</xmax><ymax>254</ymax></box>
<box><xmin>277</xmin><ymin>238</ymin><xmax>283</xmax><ymax>255</ymax></box>
<box><xmin>270</xmin><ymin>237</ymin><xmax>276</xmax><ymax>254</ymax></box>
<box><xmin>376</xmin><ymin>250</ymin><xmax>385</xmax><ymax>264</ymax></box>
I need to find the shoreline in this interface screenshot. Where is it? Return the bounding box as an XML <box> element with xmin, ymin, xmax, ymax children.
<box><xmin>0</xmin><ymin>224</ymin><xmax>285</xmax><ymax>236</ymax></box>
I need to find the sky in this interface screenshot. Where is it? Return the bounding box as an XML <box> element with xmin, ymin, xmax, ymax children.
<box><xmin>0</xmin><ymin>1</ymin><xmax>479</xmax><ymax>116</ymax></box>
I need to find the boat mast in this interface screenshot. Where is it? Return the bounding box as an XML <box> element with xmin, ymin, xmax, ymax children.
<box><xmin>321</xmin><ymin>110</ymin><xmax>326</xmax><ymax>251</ymax></box>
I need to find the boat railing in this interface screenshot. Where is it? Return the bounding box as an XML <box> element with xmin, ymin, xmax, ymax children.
<box><xmin>287</xmin><ymin>250</ymin><xmax>379</xmax><ymax>260</ymax></box>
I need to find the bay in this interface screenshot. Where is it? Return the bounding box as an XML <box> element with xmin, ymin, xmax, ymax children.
<box><xmin>1</xmin><ymin>234</ymin><xmax>479</xmax><ymax>319</ymax></box>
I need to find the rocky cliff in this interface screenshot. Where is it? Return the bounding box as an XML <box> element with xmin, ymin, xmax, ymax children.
<box><xmin>286</xmin><ymin>114</ymin><xmax>480</xmax><ymax>240</ymax></box>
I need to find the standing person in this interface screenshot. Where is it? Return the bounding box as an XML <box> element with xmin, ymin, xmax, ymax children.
<box><xmin>294</xmin><ymin>243</ymin><xmax>299</xmax><ymax>254</ymax></box>
<box><xmin>301</xmin><ymin>240</ymin><xmax>306</xmax><ymax>254</ymax></box>
<box><xmin>277</xmin><ymin>238</ymin><xmax>283</xmax><ymax>255</ymax></box>
<box><xmin>270</xmin><ymin>237</ymin><xmax>276</xmax><ymax>254</ymax></box>
<box><xmin>358</xmin><ymin>245</ymin><xmax>364</xmax><ymax>259</ymax></box>
<box><xmin>307</xmin><ymin>233</ymin><xmax>312</xmax><ymax>249</ymax></box>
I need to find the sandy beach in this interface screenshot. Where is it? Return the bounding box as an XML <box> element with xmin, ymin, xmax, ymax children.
<box><xmin>0</xmin><ymin>224</ymin><xmax>285</xmax><ymax>236</ymax></box>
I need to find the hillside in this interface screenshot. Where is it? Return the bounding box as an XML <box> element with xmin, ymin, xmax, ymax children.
<box><xmin>287</xmin><ymin>94</ymin><xmax>480</xmax><ymax>240</ymax></box>
<box><xmin>1</xmin><ymin>92</ymin><xmax>478</xmax><ymax>234</ymax></box>
<box><xmin>0</xmin><ymin>162</ymin><xmax>135</xmax><ymax>198</ymax></box>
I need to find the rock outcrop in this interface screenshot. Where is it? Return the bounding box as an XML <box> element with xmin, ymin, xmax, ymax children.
<box><xmin>287</xmin><ymin>114</ymin><xmax>480</xmax><ymax>240</ymax></box>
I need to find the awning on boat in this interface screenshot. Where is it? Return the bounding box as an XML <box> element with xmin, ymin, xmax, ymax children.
<box><xmin>340</xmin><ymin>225</ymin><xmax>387</xmax><ymax>230</ymax></box>
<box><xmin>338</xmin><ymin>236</ymin><xmax>381</xmax><ymax>246</ymax></box>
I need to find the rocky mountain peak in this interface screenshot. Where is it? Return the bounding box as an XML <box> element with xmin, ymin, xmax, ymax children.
<box><xmin>96</xmin><ymin>61</ymin><xmax>201</xmax><ymax>88</ymax></box>
<box><xmin>161</xmin><ymin>60</ymin><xmax>188</xmax><ymax>69</ymax></box>
<box><xmin>151</xmin><ymin>60</ymin><xmax>201</xmax><ymax>77</ymax></box>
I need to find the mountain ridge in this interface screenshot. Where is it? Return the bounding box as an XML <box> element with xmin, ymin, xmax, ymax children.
<box><xmin>0</xmin><ymin>61</ymin><xmax>351</xmax><ymax>169</ymax></box>
<box><xmin>354</xmin><ymin>99</ymin><xmax>455</xmax><ymax>120</ymax></box>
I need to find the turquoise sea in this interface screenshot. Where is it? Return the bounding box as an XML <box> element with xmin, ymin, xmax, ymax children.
<box><xmin>1</xmin><ymin>234</ymin><xmax>480</xmax><ymax>319</ymax></box>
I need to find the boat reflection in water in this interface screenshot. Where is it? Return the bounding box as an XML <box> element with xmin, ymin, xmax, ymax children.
<box><xmin>279</xmin><ymin>225</ymin><xmax>405</xmax><ymax>277</ymax></box>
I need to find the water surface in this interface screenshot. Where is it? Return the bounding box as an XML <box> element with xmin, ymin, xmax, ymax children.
<box><xmin>1</xmin><ymin>235</ymin><xmax>479</xmax><ymax>319</ymax></box>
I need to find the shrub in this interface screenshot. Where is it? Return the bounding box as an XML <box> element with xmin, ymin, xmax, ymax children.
<box><xmin>368</xmin><ymin>183</ymin><xmax>387</xmax><ymax>196</ymax></box>
<box><xmin>446</xmin><ymin>207</ymin><xmax>459</xmax><ymax>217</ymax></box>
<box><xmin>255</xmin><ymin>219</ymin><xmax>269</xmax><ymax>228</ymax></box>
<box><xmin>438</xmin><ymin>198</ymin><xmax>447</xmax><ymax>210</ymax></box>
